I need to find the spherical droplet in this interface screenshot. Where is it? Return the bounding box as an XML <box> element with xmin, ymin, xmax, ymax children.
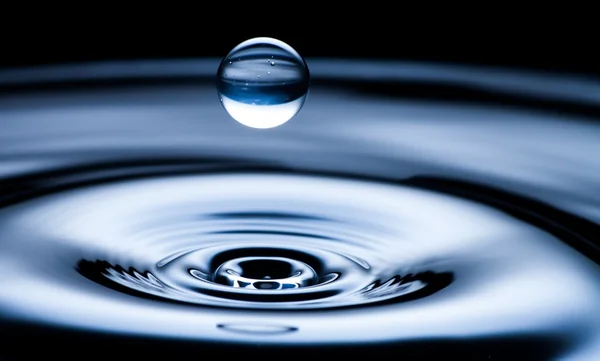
<box><xmin>216</xmin><ymin>37</ymin><xmax>310</xmax><ymax>129</ymax></box>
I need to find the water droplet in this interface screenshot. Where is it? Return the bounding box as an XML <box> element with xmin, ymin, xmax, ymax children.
<box><xmin>216</xmin><ymin>37</ymin><xmax>310</xmax><ymax>129</ymax></box>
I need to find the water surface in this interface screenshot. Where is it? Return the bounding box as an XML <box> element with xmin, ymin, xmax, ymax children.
<box><xmin>0</xmin><ymin>59</ymin><xmax>599</xmax><ymax>360</ymax></box>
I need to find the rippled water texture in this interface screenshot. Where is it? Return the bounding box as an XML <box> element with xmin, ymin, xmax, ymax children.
<box><xmin>1</xmin><ymin>59</ymin><xmax>600</xmax><ymax>360</ymax></box>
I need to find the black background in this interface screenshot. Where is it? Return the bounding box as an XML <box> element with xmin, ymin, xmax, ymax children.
<box><xmin>2</xmin><ymin>18</ymin><xmax>599</xmax><ymax>78</ymax></box>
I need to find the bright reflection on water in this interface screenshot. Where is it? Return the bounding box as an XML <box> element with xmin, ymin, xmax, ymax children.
<box><xmin>0</xmin><ymin>59</ymin><xmax>599</xmax><ymax>360</ymax></box>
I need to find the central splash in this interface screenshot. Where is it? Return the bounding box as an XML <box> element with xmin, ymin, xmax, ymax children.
<box><xmin>212</xmin><ymin>256</ymin><xmax>319</xmax><ymax>290</ymax></box>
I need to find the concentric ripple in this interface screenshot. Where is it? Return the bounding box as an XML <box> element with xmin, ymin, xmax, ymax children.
<box><xmin>2</xmin><ymin>59</ymin><xmax>600</xmax><ymax>359</ymax></box>
<box><xmin>0</xmin><ymin>172</ymin><xmax>598</xmax><ymax>347</ymax></box>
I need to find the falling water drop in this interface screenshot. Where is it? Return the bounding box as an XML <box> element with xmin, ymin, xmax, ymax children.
<box><xmin>216</xmin><ymin>37</ymin><xmax>310</xmax><ymax>129</ymax></box>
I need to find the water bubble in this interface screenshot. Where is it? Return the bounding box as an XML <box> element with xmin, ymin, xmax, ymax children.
<box><xmin>216</xmin><ymin>37</ymin><xmax>310</xmax><ymax>129</ymax></box>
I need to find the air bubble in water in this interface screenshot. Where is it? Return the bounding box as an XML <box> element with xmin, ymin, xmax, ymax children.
<box><xmin>216</xmin><ymin>37</ymin><xmax>310</xmax><ymax>129</ymax></box>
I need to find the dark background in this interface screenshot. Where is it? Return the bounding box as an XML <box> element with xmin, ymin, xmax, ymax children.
<box><xmin>1</xmin><ymin>20</ymin><xmax>598</xmax><ymax>78</ymax></box>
